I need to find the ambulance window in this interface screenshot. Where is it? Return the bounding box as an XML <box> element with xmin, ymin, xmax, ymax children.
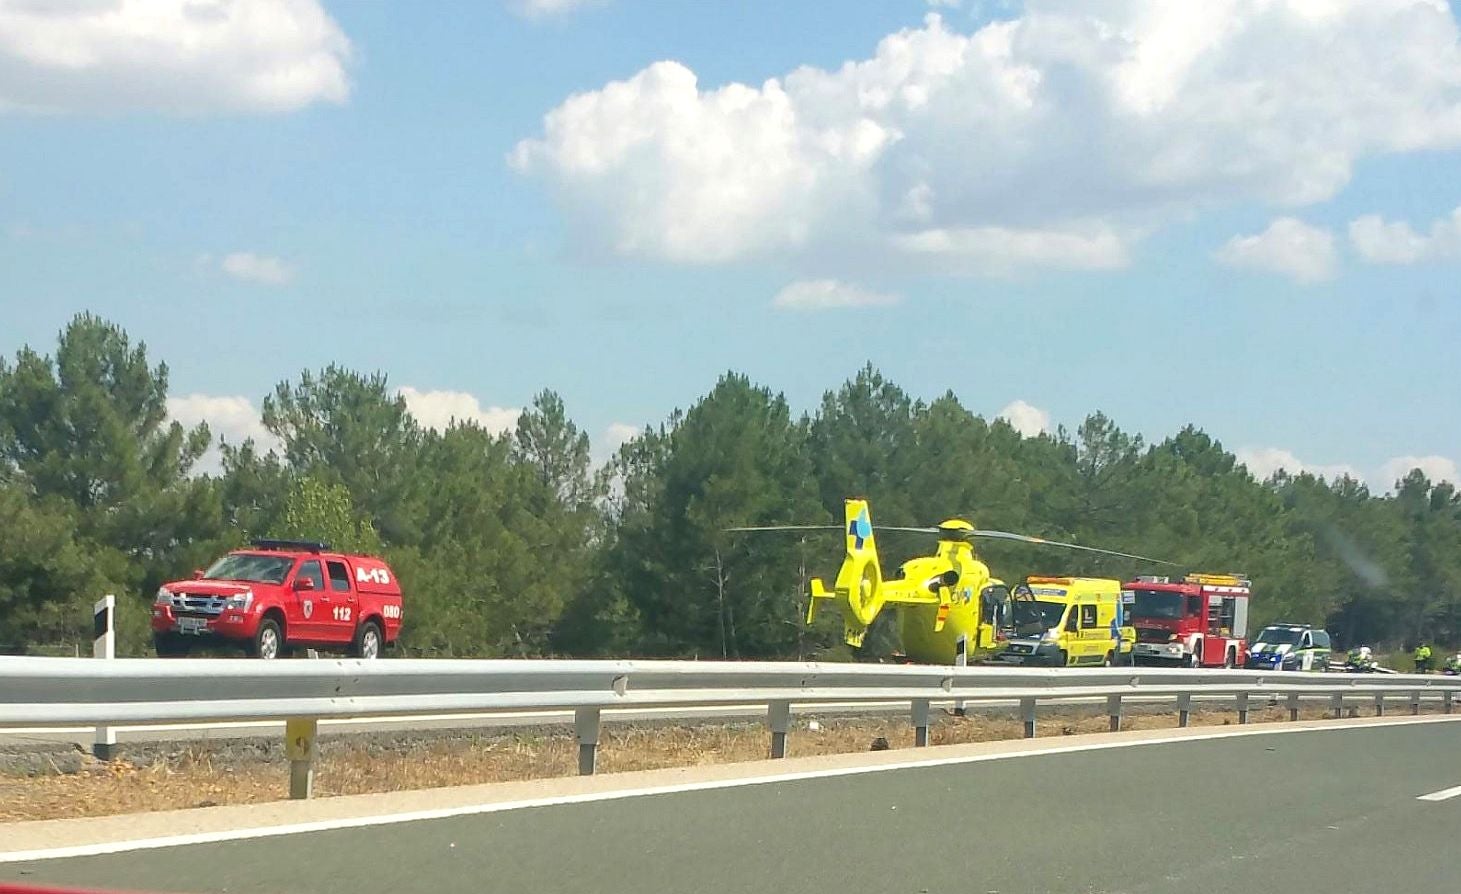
<box><xmin>1080</xmin><ymin>604</ymin><xmax>1098</xmax><ymax>628</ymax></box>
<box><xmin>297</xmin><ymin>560</ymin><xmax>325</xmax><ymax>592</ymax></box>
<box><xmin>1301</xmin><ymin>632</ymin><xmax>1313</xmax><ymax>649</ymax></box>
<box><xmin>327</xmin><ymin>561</ymin><xmax>351</xmax><ymax>592</ymax></box>
<box><xmin>1313</xmin><ymin>631</ymin><xmax>1330</xmax><ymax>649</ymax></box>
<box><xmin>1065</xmin><ymin>610</ymin><xmax>1079</xmax><ymax>632</ymax></box>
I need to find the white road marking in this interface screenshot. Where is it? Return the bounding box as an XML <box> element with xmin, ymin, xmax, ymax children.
<box><xmin>1417</xmin><ymin>783</ymin><xmax>1461</xmax><ymax>801</ymax></box>
<box><xmin>1</xmin><ymin>715</ymin><xmax>1456</xmax><ymax>864</ymax></box>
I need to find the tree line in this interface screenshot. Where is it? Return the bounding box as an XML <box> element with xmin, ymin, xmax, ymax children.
<box><xmin>2</xmin><ymin>314</ymin><xmax>1457</xmax><ymax>659</ymax></box>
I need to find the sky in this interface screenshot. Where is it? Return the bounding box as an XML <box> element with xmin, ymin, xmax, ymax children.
<box><xmin>1</xmin><ymin>0</ymin><xmax>1459</xmax><ymax>491</ymax></box>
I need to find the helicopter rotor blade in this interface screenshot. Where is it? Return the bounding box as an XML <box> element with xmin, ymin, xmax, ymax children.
<box><xmin>723</xmin><ymin>525</ymin><xmax>842</xmax><ymax>533</ymax></box>
<box><xmin>864</xmin><ymin>526</ymin><xmax>943</xmax><ymax>535</ymax></box>
<box><xmin>968</xmin><ymin>529</ymin><xmax>1178</xmax><ymax>566</ymax></box>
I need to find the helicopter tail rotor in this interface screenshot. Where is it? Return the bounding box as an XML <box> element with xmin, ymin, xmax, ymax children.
<box><xmin>805</xmin><ymin>498</ymin><xmax>886</xmax><ymax>646</ymax></box>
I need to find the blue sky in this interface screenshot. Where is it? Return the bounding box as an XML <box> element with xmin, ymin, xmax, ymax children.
<box><xmin>1</xmin><ymin>0</ymin><xmax>1459</xmax><ymax>489</ymax></box>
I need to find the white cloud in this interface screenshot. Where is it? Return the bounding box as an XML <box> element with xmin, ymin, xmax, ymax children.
<box><xmin>513</xmin><ymin>4</ymin><xmax>1461</xmax><ymax>274</ymax></box>
<box><xmin>1377</xmin><ymin>455</ymin><xmax>1459</xmax><ymax>489</ymax></box>
<box><xmin>1236</xmin><ymin>447</ymin><xmax>1361</xmax><ymax>484</ymax></box>
<box><xmin>772</xmin><ymin>279</ymin><xmax>900</xmax><ymax>310</ymax></box>
<box><xmin>892</xmin><ymin>223</ymin><xmax>1130</xmax><ymax>273</ymax></box>
<box><xmin>1238</xmin><ymin>447</ymin><xmax>1461</xmax><ymax>492</ymax></box>
<box><xmin>220</xmin><ymin>252</ymin><xmax>293</xmax><ymax>286</ymax></box>
<box><xmin>510</xmin><ymin>0</ymin><xmax>603</xmax><ymax>19</ymax></box>
<box><xmin>1349</xmin><ymin>206</ymin><xmax>1461</xmax><ymax>264</ymax></box>
<box><xmin>1214</xmin><ymin>218</ymin><xmax>1337</xmax><ymax>283</ymax></box>
<box><xmin>591</xmin><ymin>421</ymin><xmax>641</xmax><ymax>466</ymax></box>
<box><xmin>997</xmin><ymin>399</ymin><xmax>1050</xmax><ymax>438</ymax></box>
<box><xmin>603</xmin><ymin>422</ymin><xmax>640</xmax><ymax>450</ymax></box>
<box><xmin>167</xmin><ymin>393</ymin><xmax>279</xmax><ymax>474</ymax></box>
<box><xmin>398</xmin><ymin>387</ymin><xmax>520</xmax><ymax>434</ymax></box>
<box><xmin>0</xmin><ymin>0</ymin><xmax>351</xmax><ymax>115</ymax></box>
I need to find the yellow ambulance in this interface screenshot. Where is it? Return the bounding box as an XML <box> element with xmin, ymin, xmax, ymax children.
<box><xmin>995</xmin><ymin>576</ymin><xmax>1136</xmax><ymax>667</ymax></box>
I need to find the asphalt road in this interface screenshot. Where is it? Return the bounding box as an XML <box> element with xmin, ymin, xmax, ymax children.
<box><xmin>5</xmin><ymin>721</ymin><xmax>1459</xmax><ymax>894</ymax></box>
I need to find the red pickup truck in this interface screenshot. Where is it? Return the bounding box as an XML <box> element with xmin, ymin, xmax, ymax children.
<box><xmin>150</xmin><ymin>540</ymin><xmax>403</xmax><ymax>659</ymax></box>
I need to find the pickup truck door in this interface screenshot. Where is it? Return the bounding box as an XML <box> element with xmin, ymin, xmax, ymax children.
<box><xmin>324</xmin><ymin>559</ymin><xmax>358</xmax><ymax>643</ymax></box>
<box><xmin>292</xmin><ymin>559</ymin><xmax>329</xmax><ymax>641</ymax></box>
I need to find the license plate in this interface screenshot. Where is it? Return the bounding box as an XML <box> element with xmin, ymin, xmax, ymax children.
<box><xmin>177</xmin><ymin>617</ymin><xmax>208</xmax><ymax>634</ymax></box>
<box><xmin>1000</xmin><ymin>655</ymin><xmax>1025</xmax><ymax>664</ymax></box>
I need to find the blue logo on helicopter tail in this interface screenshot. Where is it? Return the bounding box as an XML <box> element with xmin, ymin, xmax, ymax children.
<box><xmin>849</xmin><ymin>509</ymin><xmax>872</xmax><ymax>550</ymax></box>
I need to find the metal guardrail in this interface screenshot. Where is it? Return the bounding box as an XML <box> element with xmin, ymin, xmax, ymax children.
<box><xmin>3</xmin><ymin>656</ymin><xmax>1458</xmax><ymax>799</ymax></box>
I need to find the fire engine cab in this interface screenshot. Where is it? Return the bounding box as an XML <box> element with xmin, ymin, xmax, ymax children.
<box><xmin>1126</xmin><ymin>573</ymin><xmax>1250</xmax><ymax>668</ymax></box>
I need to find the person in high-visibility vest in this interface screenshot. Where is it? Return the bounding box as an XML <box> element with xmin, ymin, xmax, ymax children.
<box><xmin>1414</xmin><ymin>642</ymin><xmax>1434</xmax><ymax>674</ymax></box>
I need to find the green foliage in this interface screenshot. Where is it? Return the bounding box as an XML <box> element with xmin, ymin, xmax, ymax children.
<box><xmin>276</xmin><ymin>475</ymin><xmax>384</xmax><ymax>555</ymax></box>
<box><xmin>0</xmin><ymin>318</ymin><xmax>1457</xmax><ymax>659</ymax></box>
<box><xmin>262</xmin><ymin>366</ymin><xmax>423</xmax><ymax>543</ymax></box>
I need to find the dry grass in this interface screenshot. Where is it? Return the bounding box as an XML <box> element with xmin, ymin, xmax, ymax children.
<box><xmin>0</xmin><ymin>702</ymin><xmax>1438</xmax><ymax>823</ymax></box>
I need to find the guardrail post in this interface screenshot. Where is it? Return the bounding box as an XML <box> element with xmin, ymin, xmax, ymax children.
<box><xmin>912</xmin><ymin>699</ymin><xmax>931</xmax><ymax>747</ymax></box>
<box><xmin>1106</xmin><ymin>694</ymin><xmax>1123</xmax><ymax>732</ymax></box>
<box><xmin>1330</xmin><ymin>692</ymin><xmax>1344</xmax><ymax>719</ymax></box>
<box><xmin>1410</xmin><ymin>691</ymin><xmax>1422</xmax><ymax>716</ymax></box>
<box><xmin>1445</xmin><ymin>691</ymin><xmax>1454</xmax><ymax>715</ymax></box>
<box><xmin>1177</xmin><ymin>692</ymin><xmax>1192</xmax><ymax>728</ymax></box>
<box><xmin>285</xmin><ymin>718</ymin><xmax>317</xmax><ymax>800</ymax></box>
<box><xmin>952</xmin><ymin>635</ymin><xmax>967</xmax><ymax>717</ymax></box>
<box><xmin>1236</xmin><ymin>692</ymin><xmax>1250</xmax><ymax>725</ymax></box>
<box><xmin>1020</xmin><ymin>696</ymin><xmax>1037</xmax><ymax>738</ymax></box>
<box><xmin>767</xmin><ymin>700</ymin><xmax>791</xmax><ymax>759</ymax></box>
<box><xmin>92</xmin><ymin>594</ymin><xmax>116</xmax><ymax>761</ymax></box>
<box><xmin>575</xmin><ymin>707</ymin><xmax>601</xmax><ymax>776</ymax></box>
<box><xmin>1286</xmin><ymin>692</ymin><xmax>1300</xmax><ymax>722</ymax></box>
<box><xmin>1373</xmin><ymin>693</ymin><xmax>1385</xmax><ymax>717</ymax></box>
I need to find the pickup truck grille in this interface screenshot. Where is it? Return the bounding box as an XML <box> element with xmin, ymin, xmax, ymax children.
<box><xmin>171</xmin><ymin>593</ymin><xmax>227</xmax><ymax>616</ymax></box>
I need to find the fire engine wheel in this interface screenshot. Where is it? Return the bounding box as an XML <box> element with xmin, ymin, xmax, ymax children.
<box><xmin>352</xmin><ymin>621</ymin><xmax>383</xmax><ymax>659</ymax></box>
<box><xmin>1187</xmin><ymin>648</ymin><xmax>1201</xmax><ymax>669</ymax></box>
<box><xmin>252</xmin><ymin>618</ymin><xmax>284</xmax><ymax>660</ymax></box>
<box><xmin>1224</xmin><ymin>648</ymin><xmax>1236</xmax><ymax>669</ymax></box>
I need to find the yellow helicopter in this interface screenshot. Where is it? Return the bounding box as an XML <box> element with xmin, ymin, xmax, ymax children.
<box><xmin>731</xmin><ymin>498</ymin><xmax>1174</xmax><ymax>664</ymax></box>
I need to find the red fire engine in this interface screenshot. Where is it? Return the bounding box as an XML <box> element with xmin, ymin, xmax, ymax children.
<box><xmin>1125</xmin><ymin>573</ymin><xmax>1250</xmax><ymax>668</ymax></box>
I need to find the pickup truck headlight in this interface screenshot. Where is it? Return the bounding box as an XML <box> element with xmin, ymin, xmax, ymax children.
<box><xmin>154</xmin><ymin>587</ymin><xmax>173</xmax><ymax>606</ymax></box>
<box><xmin>224</xmin><ymin>590</ymin><xmax>254</xmax><ymax>611</ymax></box>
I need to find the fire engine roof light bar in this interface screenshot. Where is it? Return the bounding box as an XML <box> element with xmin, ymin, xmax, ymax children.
<box><xmin>249</xmin><ymin>539</ymin><xmax>332</xmax><ymax>553</ymax></box>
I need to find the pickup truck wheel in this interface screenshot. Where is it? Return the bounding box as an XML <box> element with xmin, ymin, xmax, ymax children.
<box><xmin>352</xmin><ymin>621</ymin><xmax>382</xmax><ymax>659</ymax></box>
<box><xmin>153</xmin><ymin>633</ymin><xmax>190</xmax><ymax>658</ymax></box>
<box><xmin>252</xmin><ymin>618</ymin><xmax>283</xmax><ymax>660</ymax></box>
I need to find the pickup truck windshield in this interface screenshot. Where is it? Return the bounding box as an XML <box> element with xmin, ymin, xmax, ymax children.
<box><xmin>1011</xmin><ymin>599</ymin><xmax>1066</xmax><ymax>636</ymax></box>
<box><xmin>1130</xmin><ymin>590</ymin><xmax>1185</xmax><ymax>620</ymax></box>
<box><xmin>203</xmin><ymin>554</ymin><xmax>294</xmax><ymax>584</ymax></box>
<box><xmin>1256</xmin><ymin>626</ymin><xmax>1304</xmax><ymax>645</ymax></box>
